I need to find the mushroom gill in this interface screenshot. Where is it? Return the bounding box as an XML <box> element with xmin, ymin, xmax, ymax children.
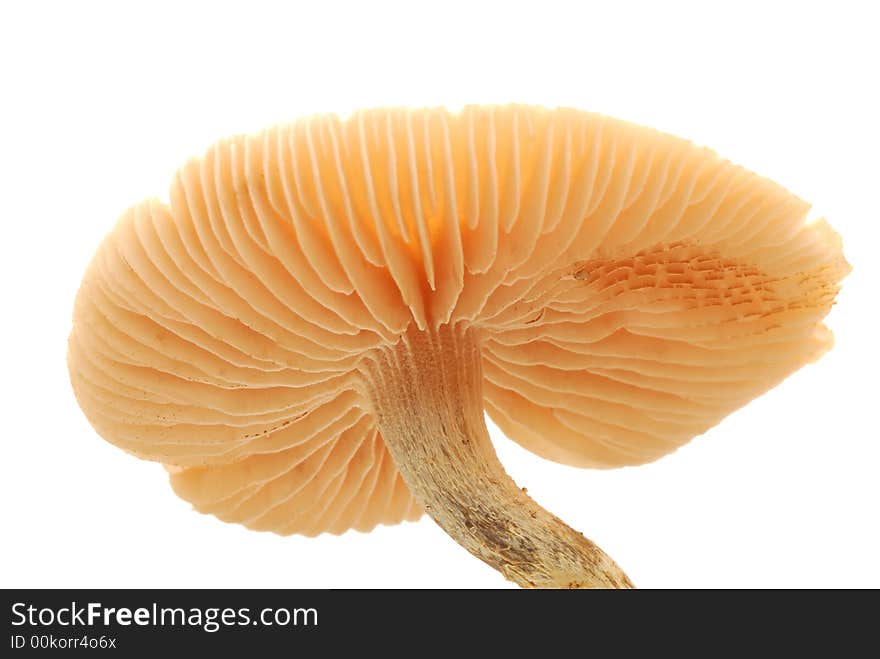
<box><xmin>68</xmin><ymin>105</ymin><xmax>848</xmax><ymax>587</ymax></box>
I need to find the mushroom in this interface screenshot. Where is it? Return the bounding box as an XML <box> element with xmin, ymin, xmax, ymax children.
<box><xmin>68</xmin><ymin>105</ymin><xmax>848</xmax><ymax>588</ymax></box>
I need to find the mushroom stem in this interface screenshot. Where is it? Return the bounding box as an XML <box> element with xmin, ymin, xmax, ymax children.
<box><xmin>361</xmin><ymin>323</ymin><xmax>633</xmax><ymax>589</ymax></box>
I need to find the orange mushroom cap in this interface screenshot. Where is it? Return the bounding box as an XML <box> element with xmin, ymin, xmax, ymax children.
<box><xmin>68</xmin><ymin>105</ymin><xmax>849</xmax><ymax>537</ymax></box>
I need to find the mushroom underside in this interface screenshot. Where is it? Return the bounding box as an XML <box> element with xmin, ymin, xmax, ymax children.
<box><xmin>68</xmin><ymin>105</ymin><xmax>848</xmax><ymax>588</ymax></box>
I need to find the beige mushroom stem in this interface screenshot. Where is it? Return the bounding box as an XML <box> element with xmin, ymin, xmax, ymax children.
<box><xmin>361</xmin><ymin>323</ymin><xmax>633</xmax><ymax>589</ymax></box>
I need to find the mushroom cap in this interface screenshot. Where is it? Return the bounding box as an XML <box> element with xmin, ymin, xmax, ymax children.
<box><xmin>68</xmin><ymin>105</ymin><xmax>849</xmax><ymax>536</ymax></box>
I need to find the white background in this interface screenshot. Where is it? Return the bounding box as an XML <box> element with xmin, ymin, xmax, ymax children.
<box><xmin>1</xmin><ymin>0</ymin><xmax>877</xmax><ymax>589</ymax></box>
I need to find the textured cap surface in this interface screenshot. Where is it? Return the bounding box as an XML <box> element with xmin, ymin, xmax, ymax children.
<box><xmin>68</xmin><ymin>105</ymin><xmax>848</xmax><ymax>535</ymax></box>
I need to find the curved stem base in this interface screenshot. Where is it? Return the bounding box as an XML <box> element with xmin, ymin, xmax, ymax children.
<box><xmin>361</xmin><ymin>324</ymin><xmax>633</xmax><ymax>589</ymax></box>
